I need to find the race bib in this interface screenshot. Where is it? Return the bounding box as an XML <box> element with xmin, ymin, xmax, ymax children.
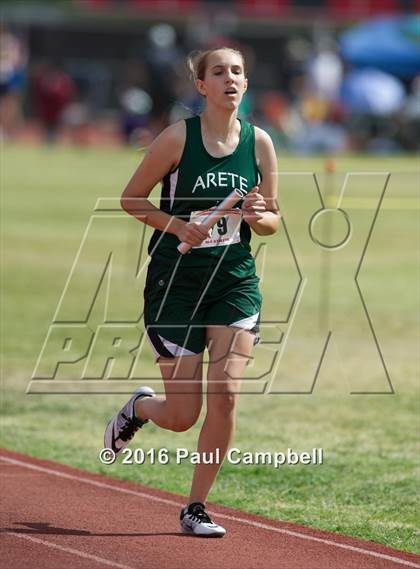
<box><xmin>189</xmin><ymin>208</ymin><xmax>242</xmax><ymax>249</ymax></box>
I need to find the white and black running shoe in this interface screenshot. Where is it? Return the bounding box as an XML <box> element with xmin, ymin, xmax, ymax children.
<box><xmin>180</xmin><ymin>502</ymin><xmax>226</xmax><ymax>537</ymax></box>
<box><xmin>104</xmin><ymin>386</ymin><xmax>155</xmax><ymax>456</ymax></box>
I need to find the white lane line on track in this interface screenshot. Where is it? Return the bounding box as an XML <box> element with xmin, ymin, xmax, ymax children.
<box><xmin>4</xmin><ymin>532</ymin><xmax>134</xmax><ymax>569</ymax></box>
<box><xmin>215</xmin><ymin>514</ymin><xmax>420</xmax><ymax>568</ymax></box>
<box><xmin>1</xmin><ymin>455</ymin><xmax>419</xmax><ymax>569</ymax></box>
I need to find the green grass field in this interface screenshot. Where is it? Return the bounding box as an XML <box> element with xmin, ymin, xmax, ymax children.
<box><xmin>1</xmin><ymin>145</ymin><xmax>419</xmax><ymax>554</ymax></box>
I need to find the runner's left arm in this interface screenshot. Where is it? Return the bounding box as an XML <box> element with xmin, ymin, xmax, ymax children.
<box><xmin>242</xmin><ymin>127</ymin><xmax>280</xmax><ymax>236</ymax></box>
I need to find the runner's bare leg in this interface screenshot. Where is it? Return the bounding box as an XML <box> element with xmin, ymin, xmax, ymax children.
<box><xmin>189</xmin><ymin>326</ymin><xmax>255</xmax><ymax>503</ymax></box>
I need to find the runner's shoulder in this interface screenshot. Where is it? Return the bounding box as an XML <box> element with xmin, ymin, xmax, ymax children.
<box><xmin>149</xmin><ymin>121</ymin><xmax>186</xmax><ymax>171</ymax></box>
<box><xmin>253</xmin><ymin>125</ymin><xmax>274</xmax><ymax>149</ymax></box>
<box><xmin>155</xmin><ymin>120</ymin><xmax>186</xmax><ymax>149</ymax></box>
<box><xmin>253</xmin><ymin>125</ymin><xmax>276</xmax><ymax>166</ymax></box>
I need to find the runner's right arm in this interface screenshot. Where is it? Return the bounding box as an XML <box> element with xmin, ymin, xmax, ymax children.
<box><xmin>121</xmin><ymin>121</ymin><xmax>209</xmax><ymax>247</ymax></box>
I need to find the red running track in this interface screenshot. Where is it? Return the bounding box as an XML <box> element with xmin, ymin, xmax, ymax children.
<box><xmin>0</xmin><ymin>449</ymin><xmax>419</xmax><ymax>569</ymax></box>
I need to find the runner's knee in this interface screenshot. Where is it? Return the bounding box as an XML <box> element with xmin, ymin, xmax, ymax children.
<box><xmin>207</xmin><ymin>389</ymin><xmax>237</xmax><ymax>418</ymax></box>
<box><xmin>167</xmin><ymin>408</ymin><xmax>201</xmax><ymax>432</ymax></box>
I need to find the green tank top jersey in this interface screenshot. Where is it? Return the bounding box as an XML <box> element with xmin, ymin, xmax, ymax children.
<box><xmin>148</xmin><ymin>115</ymin><xmax>261</xmax><ymax>267</ymax></box>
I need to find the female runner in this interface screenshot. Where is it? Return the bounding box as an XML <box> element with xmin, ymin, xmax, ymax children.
<box><xmin>105</xmin><ymin>47</ymin><xmax>279</xmax><ymax>537</ymax></box>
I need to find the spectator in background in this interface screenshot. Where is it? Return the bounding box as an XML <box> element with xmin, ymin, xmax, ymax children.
<box><xmin>257</xmin><ymin>91</ymin><xmax>296</xmax><ymax>150</ymax></box>
<box><xmin>119</xmin><ymin>86</ymin><xmax>154</xmax><ymax>147</ymax></box>
<box><xmin>0</xmin><ymin>26</ymin><xmax>27</xmax><ymax>141</ymax></box>
<box><xmin>117</xmin><ymin>58</ymin><xmax>154</xmax><ymax>147</ymax></box>
<box><xmin>291</xmin><ymin>38</ymin><xmax>346</xmax><ymax>153</ymax></box>
<box><xmin>398</xmin><ymin>75</ymin><xmax>420</xmax><ymax>151</ymax></box>
<box><xmin>31</xmin><ymin>61</ymin><xmax>76</xmax><ymax>142</ymax></box>
<box><xmin>306</xmin><ymin>38</ymin><xmax>343</xmax><ymax>102</ymax></box>
<box><xmin>143</xmin><ymin>24</ymin><xmax>183</xmax><ymax>132</ymax></box>
<box><xmin>294</xmin><ymin>96</ymin><xmax>348</xmax><ymax>154</ymax></box>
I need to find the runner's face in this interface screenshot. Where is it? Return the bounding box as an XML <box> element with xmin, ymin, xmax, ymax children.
<box><xmin>196</xmin><ymin>51</ymin><xmax>247</xmax><ymax>109</ymax></box>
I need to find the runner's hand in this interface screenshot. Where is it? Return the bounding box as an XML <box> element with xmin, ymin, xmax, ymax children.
<box><xmin>242</xmin><ymin>186</ymin><xmax>266</xmax><ymax>223</ymax></box>
<box><xmin>177</xmin><ymin>221</ymin><xmax>212</xmax><ymax>247</ymax></box>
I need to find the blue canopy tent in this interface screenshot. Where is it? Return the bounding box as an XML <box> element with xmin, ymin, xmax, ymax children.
<box><xmin>340</xmin><ymin>16</ymin><xmax>420</xmax><ymax>79</ymax></box>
